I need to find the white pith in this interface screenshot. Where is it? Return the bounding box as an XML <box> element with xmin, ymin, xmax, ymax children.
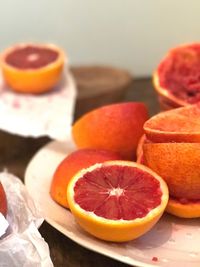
<box><xmin>109</xmin><ymin>187</ymin><xmax>123</xmax><ymax>197</ymax></box>
<box><xmin>27</xmin><ymin>53</ymin><xmax>39</xmax><ymax>62</ymax></box>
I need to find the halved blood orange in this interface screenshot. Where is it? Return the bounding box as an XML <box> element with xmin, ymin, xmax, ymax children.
<box><xmin>153</xmin><ymin>43</ymin><xmax>200</xmax><ymax>109</ymax></box>
<box><xmin>67</xmin><ymin>160</ymin><xmax>168</xmax><ymax>242</ymax></box>
<box><xmin>0</xmin><ymin>43</ymin><xmax>65</xmax><ymax>94</ymax></box>
<box><xmin>144</xmin><ymin>104</ymin><xmax>200</xmax><ymax>143</ymax></box>
<box><xmin>50</xmin><ymin>148</ymin><xmax>122</xmax><ymax>209</ymax></box>
<box><xmin>166</xmin><ymin>197</ymin><xmax>200</xmax><ymax>218</ymax></box>
<box><xmin>0</xmin><ymin>182</ymin><xmax>7</xmax><ymax>217</ymax></box>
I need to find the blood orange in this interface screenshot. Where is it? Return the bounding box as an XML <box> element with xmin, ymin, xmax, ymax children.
<box><xmin>50</xmin><ymin>148</ymin><xmax>122</xmax><ymax>209</ymax></box>
<box><xmin>0</xmin><ymin>43</ymin><xmax>65</xmax><ymax>94</ymax></box>
<box><xmin>144</xmin><ymin>104</ymin><xmax>200</xmax><ymax>143</ymax></box>
<box><xmin>143</xmin><ymin>142</ymin><xmax>200</xmax><ymax>218</ymax></box>
<box><xmin>143</xmin><ymin>142</ymin><xmax>200</xmax><ymax>200</ymax></box>
<box><xmin>0</xmin><ymin>182</ymin><xmax>7</xmax><ymax>217</ymax></box>
<box><xmin>72</xmin><ymin>102</ymin><xmax>149</xmax><ymax>160</ymax></box>
<box><xmin>67</xmin><ymin>160</ymin><xmax>168</xmax><ymax>242</ymax></box>
<box><xmin>153</xmin><ymin>43</ymin><xmax>200</xmax><ymax>110</ymax></box>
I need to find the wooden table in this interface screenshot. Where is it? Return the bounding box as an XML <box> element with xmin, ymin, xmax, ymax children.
<box><xmin>1</xmin><ymin>78</ymin><xmax>161</xmax><ymax>267</ymax></box>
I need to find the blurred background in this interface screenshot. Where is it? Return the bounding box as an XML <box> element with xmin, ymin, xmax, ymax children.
<box><xmin>0</xmin><ymin>0</ymin><xmax>199</xmax><ymax>77</ymax></box>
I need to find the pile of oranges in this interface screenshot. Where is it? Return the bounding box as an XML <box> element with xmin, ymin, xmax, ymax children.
<box><xmin>50</xmin><ymin>42</ymin><xmax>200</xmax><ymax>242</ymax></box>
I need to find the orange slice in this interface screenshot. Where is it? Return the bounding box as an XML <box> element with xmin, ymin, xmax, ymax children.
<box><xmin>0</xmin><ymin>43</ymin><xmax>65</xmax><ymax>94</ymax></box>
<box><xmin>144</xmin><ymin>104</ymin><xmax>200</xmax><ymax>143</ymax></box>
<box><xmin>67</xmin><ymin>160</ymin><xmax>169</xmax><ymax>242</ymax></box>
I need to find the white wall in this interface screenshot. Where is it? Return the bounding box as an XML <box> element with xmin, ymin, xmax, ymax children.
<box><xmin>0</xmin><ymin>0</ymin><xmax>199</xmax><ymax>77</ymax></box>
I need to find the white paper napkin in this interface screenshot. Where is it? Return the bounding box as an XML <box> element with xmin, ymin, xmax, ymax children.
<box><xmin>0</xmin><ymin>172</ymin><xmax>54</xmax><ymax>267</ymax></box>
<box><xmin>0</xmin><ymin>69</ymin><xmax>77</xmax><ymax>140</ymax></box>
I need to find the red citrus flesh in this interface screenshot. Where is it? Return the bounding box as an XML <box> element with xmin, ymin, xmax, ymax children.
<box><xmin>50</xmin><ymin>148</ymin><xmax>122</xmax><ymax>208</ymax></box>
<box><xmin>5</xmin><ymin>45</ymin><xmax>59</xmax><ymax>69</ymax></box>
<box><xmin>0</xmin><ymin>182</ymin><xmax>7</xmax><ymax>217</ymax></box>
<box><xmin>74</xmin><ymin>164</ymin><xmax>162</xmax><ymax>220</ymax></box>
<box><xmin>144</xmin><ymin>104</ymin><xmax>200</xmax><ymax>143</ymax></box>
<box><xmin>157</xmin><ymin>43</ymin><xmax>200</xmax><ymax>104</ymax></box>
<box><xmin>67</xmin><ymin>161</ymin><xmax>168</xmax><ymax>242</ymax></box>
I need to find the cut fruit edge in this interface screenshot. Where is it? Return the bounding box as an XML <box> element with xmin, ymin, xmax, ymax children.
<box><xmin>153</xmin><ymin>71</ymin><xmax>188</xmax><ymax>108</ymax></box>
<box><xmin>143</xmin><ymin>104</ymin><xmax>200</xmax><ymax>142</ymax></box>
<box><xmin>0</xmin><ymin>43</ymin><xmax>66</xmax><ymax>73</ymax></box>
<box><xmin>67</xmin><ymin>160</ymin><xmax>169</xmax><ymax>225</ymax></box>
<box><xmin>166</xmin><ymin>197</ymin><xmax>200</xmax><ymax>218</ymax></box>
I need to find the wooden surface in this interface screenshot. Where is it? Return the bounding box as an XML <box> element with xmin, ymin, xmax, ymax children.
<box><xmin>1</xmin><ymin>77</ymin><xmax>161</xmax><ymax>267</ymax></box>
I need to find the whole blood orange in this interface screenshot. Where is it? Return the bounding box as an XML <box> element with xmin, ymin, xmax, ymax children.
<box><xmin>72</xmin><ymin>102</ymin><xmax>149</xmax><ymax>160</ymax></box>
<box><xmin>153</xmin><ymin>43</ymin><xmax>200</xmax><ymax>109</ymax></box>
<box><xmin>0</xmin><ymin>182</ymin><xmax>7</xmax><ymax>217</ymax></box>
<box><xmin>67</xmin><ymin>160</ymin><xmax>168</xmax><ymax>242</ymax></box>
<box><xmin>50</xmin><ymin>148</ymin><xmax>122</xmax><ymax>209</ymax></box>
<box><xmin>144</xmin><ymin>104</ymin><xmax>200</xmax><ymax>143</ymax></box>
<box><xmin>1</xmin><ymin>43</ymin><xmax>65</xmax><ymax>94</ymax></box>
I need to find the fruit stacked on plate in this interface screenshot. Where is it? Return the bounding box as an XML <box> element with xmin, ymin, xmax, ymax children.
<box><xmin>49</xmin><ymin>42</ymin><xmax>200</xmax><ymax>242</ymax></box>
<box><xmin>153</xmin><ymin>43</ymin><xmax>200</xmax><ymax>110</ymax></box>
<box><xmin>139</xmin><ymin>104</ymin><xmax>200</xmax><ymax>219</ymax></box>
<box><xmin>0</xmin><ymin>43</ymin><xmax>65</xmax><ymax>94</ymax></box>
<box><xmin>50</xmin><ymin>102</ymin><xmax>169</xmax><ymax>242</ymax></box>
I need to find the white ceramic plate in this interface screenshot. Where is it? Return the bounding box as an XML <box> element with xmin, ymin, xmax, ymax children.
<box><xmin>25</xmin><ymin>139</ymin><xmax>200</xmax><ymax>267</ymax></box>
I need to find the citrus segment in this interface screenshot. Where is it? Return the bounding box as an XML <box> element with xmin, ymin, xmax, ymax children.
<box><xmin>0</xmin><ymin>182</ymin><xmax>7</xmax><ymax>217</ymax></box>
<box><xmin>144</xmin><ymin>104</ymin><xmax>200</xmax><ymax>142</ymax></box>
<box><xmin>72</xmin><ymin>102</ymin><xmax>149</xmax><ymax>160</ymax></box>
<box><xmin>1</xmin><ymin>43</ymin><xmax>65</xmax><ymax>94</ymax></box>
<box><xmin>50</xmin><ymin>148</ymin><xmax>122</xmax><ymax>209</ymax></box>
<box><xmin>67</xmin><ymin>161</ymin><xmax>169</xmax><ymax>242</ymax></box>
<box><xmin>166</xmin><ymin>197</ymin><xmax>200</xmax><ymax>218</ymax></box>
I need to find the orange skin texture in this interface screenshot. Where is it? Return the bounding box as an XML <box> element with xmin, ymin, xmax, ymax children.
<box><xmin>0</xmin><ymin>182</ymin><xmax>7</xmax><ymax>217</ymax></box>
<box><xmin>143</xmin><ymin>143</ymin><xmax>200</xmax><ymax>200</ymax></box>
<box><xmin>1</xmin><ymin>43</ymin><xmax>65</xmax><ymax>94</ymax></box>
<box><xmin>144</xmin><ymin>104</ymin><xmax>200</xmax><ymax>143</ymax></box>
<box><xmin>50</xmin><ymin>148</ymin><xmax>122</xmax><ymax>208</ymax></box>
<box><xmin>72</xmin><ymin>102</ymin><xmax>149</xmax><ymax>160</ymax></box>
